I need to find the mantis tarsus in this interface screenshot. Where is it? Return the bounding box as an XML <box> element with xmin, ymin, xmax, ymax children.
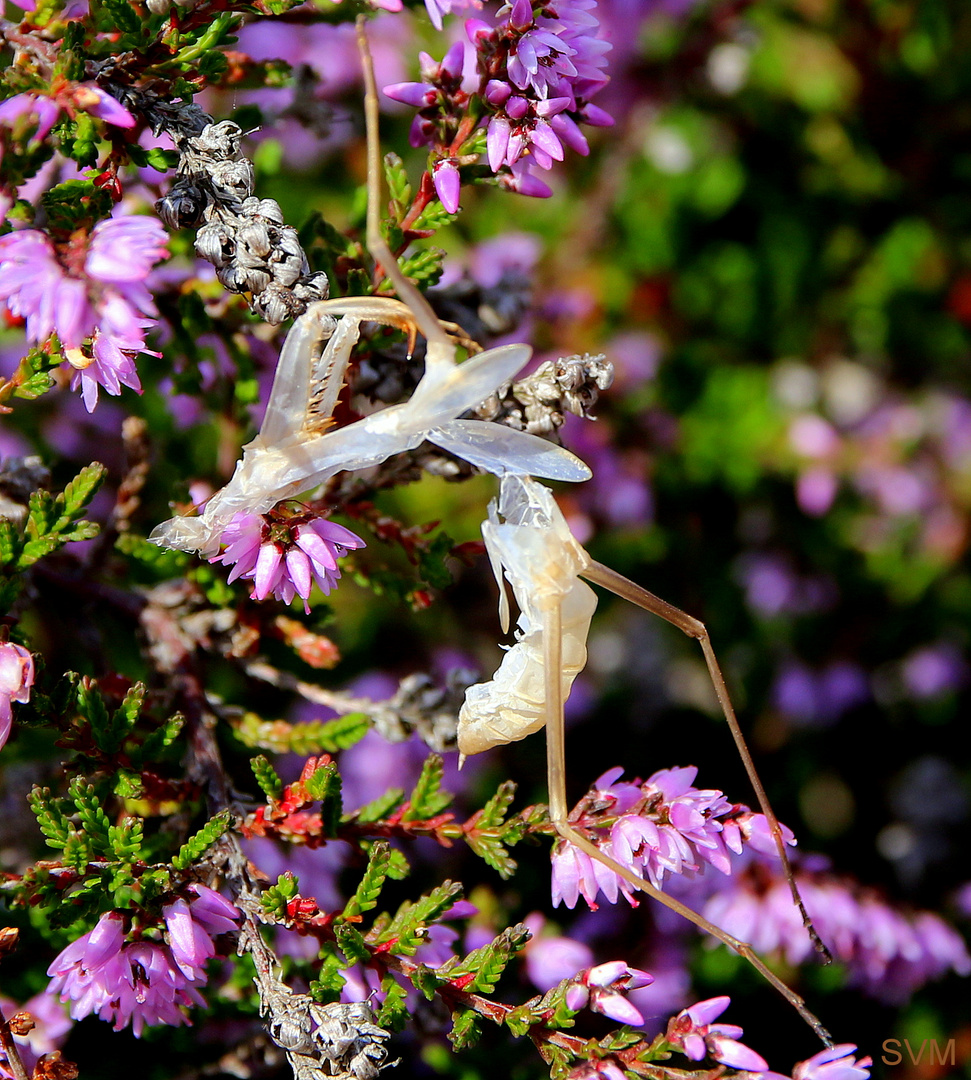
<box><xmin>151</xmin><ymin>16</ymin><xmax>834</xmax><ymax>1048</ymax></box>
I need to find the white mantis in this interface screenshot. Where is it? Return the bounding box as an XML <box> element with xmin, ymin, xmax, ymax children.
<box><xmin>456</xmin><ymin>476</ymin><xmax>834</xmax><ymax>1043</ymax></box>
<box><xmin>150</xmin><ymin>18</ymin><xmax>833</xmax><ymax>1045</ymax></box>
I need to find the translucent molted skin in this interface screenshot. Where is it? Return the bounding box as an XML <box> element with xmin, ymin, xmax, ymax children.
<box><xmin>150</xmin><ymin>301</ymin><xmax>591</xmax><ymax>557</ymax></box>
<box><xmin>458</xmin><ymin>475</ymin><xmax>597</xmax><ymax>757</ymax></box>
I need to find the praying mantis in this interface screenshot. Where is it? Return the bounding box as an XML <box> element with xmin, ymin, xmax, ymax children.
<box><xmin>151</xmin><ymin>17</ymin><xmax>833</xmax><ymax>1047</ymax></box>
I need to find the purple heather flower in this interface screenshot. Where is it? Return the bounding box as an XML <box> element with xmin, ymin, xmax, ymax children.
<box><xmin>0</xmin><ymin>640</ymin><xmax>34</xmax><ymax>750</ymax></box>
<box><xmin>0</xmin><ymin>85</ymin><xmax>133</xmax><ymax>145</ymax></box>
<box><xmin>780</xmin><ymin>1044</ymin><xmax>873</xmax><ymax>1080</ymax></box>
<box><xmin>432</xmin><ymin>157</ymin><xmax>462</xmax><ymax>212</ymax></box>
<box><xmin>0</xmin><ymin>92</ymin><xmax>60</xmax><ymax>143</ymax></box>
<box><xmin>551</xmin><ymin>767</ymin><xmax>794</xmax><ymax>910</ymax></box>
<box><xmin>47</xmin><ymin>912</ymin><xmax>189</xmax><ymax>1035</ymax></box>
<box><xmin>163</xmin><ymin>886</ymin><xmax>241</xmax><ymax>979</ymax></box>
<box><xmin>702</xmin><ymin>859</ymin><xmax>971</xmax><ymax>1003</ymax></box>
<box><xmin>570</xmin><ymin>1063</ymin><xmax>627</xmax><ymax>1080</ymax></box>
<box><xmin>565</xmin><ymin>961</ymin><xmax>654</xmax><ymax>1025</ymax></box>
<box><xmin>0</xmin><ymin>214</ymin><xmax>168</xmax><ymax>411</ymax></box>
<box><xmin>797</xmin><ymin>466</ymin><xmax>839</xmax><ymax>516</ymax></box>
<box><xmin>522</xmin><ymin>913</ymin><xmax>594</xmax><ymax>991</ymax></box>
<box><xmin>383</xmin><ymin>0</ymin><xmax>611</xmax><ymax>204</ymax></box>
<box><xmin>771</xmin><ymin>660</ymin><xmax>869</xmax><ymax>728</ymax></box>
<box><xmin>665</xmin><ymin>996</ymin><xmax>767</xmax><ymax>1071</ymax></box>
<box><xmin>423</xmin><ymin>0</ymin><xmax>481</xmax><ymax>30</ymax></box>
<box><xmin>0</xmin><ymin>990</ymin><xmax>72</xmax><ymax>1079</ymax></box>
<box><xmin>901</xmin><ymin>642</ymin><xmax>966</xmax><ymax>699</ymax></box>
<box><xmin>211</xmin><ymin>510</ymin><xmax>365</xmax><ymax>611</ymax></box>
<box><xmin>47</xmin><ymin>890</ymin><xmax>239</xmax><ymax>1037</ymax></box>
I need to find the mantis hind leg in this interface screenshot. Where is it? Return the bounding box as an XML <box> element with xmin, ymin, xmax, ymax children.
<box><xmin>581</xmin><ymin>559</ymin><xmax>832</xmax><ymax>966</ymax></box>
<box><xmin>541</xmin><ymin>588</ymin><xmax>833</xmax><ymax>1046</ymax></box>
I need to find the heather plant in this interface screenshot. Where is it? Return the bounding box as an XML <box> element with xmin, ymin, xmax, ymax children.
<box><xmin>2</xmin><ymin>1</ymin><xmax>971</xmax><ymax>1079</ymax></box>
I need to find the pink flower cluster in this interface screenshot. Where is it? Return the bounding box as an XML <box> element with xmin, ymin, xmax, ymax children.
<box><xmin>384</xmin><ymin>0</ymin><xmax>612</xmax><ymax>210</ymax></box>
<box><xmin>0</xmin><ymin>990</ymin><xmax>72</xmax><ymax>1080</ymax></box>
<box><xmin>782</xmin><ymin>368</ymin><xmax>971</xmax><ymax>571</ymax></box>
<box><xmin>0</xmin><ymin>213</ymin><xmax>167</xmax><ymax>411</ymax></box>
<box><xmin>664</xmin><ymin>995</ymin><xmax>767</xmax><ymax>1071</ymax></box>
<box><xmin>702</xmin><ymin>859</ymin><xmax>971</xmax><ymax>1004</ymax></box>
<box><xmin>210</xmin><ymin>510</ymin><xmax>365</xmax><ymax>611</ymax></box>
<box><xmin>0</xmin><ymin>85</ymin><xmax>133</xmax><ymax>152</ymax></box>
<box><xmin>763</xmin><ymin>1044</ymin><xmax>873</xmax><ymax>1080</ymax></box>
<box><xmin>551</xmin><ymin>766</ymin><xmax>793</xmax><ymax>909</ymax></box>
<box><xmin>46</xmin><ymin>885</ymin><xmax>240</xmax><ymax>1036</ymax></box>
<box><xmin>564</xmin><ymin>960</ymin><xmax>653</xmax><ymax>1025</ymax></box>
<box><xmin>0</xmin><ymin>640</ymin><xmax>34</xmax><ymax>750</ymax></box>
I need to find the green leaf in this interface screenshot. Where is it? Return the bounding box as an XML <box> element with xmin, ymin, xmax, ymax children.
<box><xmin>448</xmin><ymin>1008</ymin><xmax>482</xmax><ymax>1050</ymax></box>
<box><xmin>334</xmin><ymin>921</ymin><xmax>371</xmax><ymax>966</ymax></box>
<box><xmin>450</xmin><ymin>924</ymin><xmax>531</xmax><ymax>994</ymax></box>
<box><xmin>410</xmin><ymin>963</ymin><xmax>443</xmax><ymax>1001</ymax></box>
<box><xmin>235</xmin><ymin>711</ymin><xmax>370</xmax><ymax>756</ymax></box>
<box><xmin>115</xmin><ymin>532</ymin><xmax>189</xmax><ymax>577</ymax></box>
<box><xmin>62</xmin><ymin>824</ymin><xmax>94</xmax><ymax>872</ymax></box>
<box><xmin>341</xmin><ymin>841</ymin><xmax>390</xmax><ymax>921</ymax></box>
<box><xmin>76</xmin><ymin>679</ymin><xmax>110</xmax><ymax>744</ymax></box>
<box><xmin>376</xmin><ymin>976</ymin><xmax>408</xmax><ymax>1030</ymax></box>
<box><xmin>411</xmin><ymin>201</ymin><xmax>458</xmax><ymax>233</ymax></box>
<box><xmin>0</xmin><ymin>520</ymin><xmax>21</xmax><ymax>567</ymax></box>
<box><xmin>386</xmin><ymin>847</ymin><xmax>410</xmax><ymax>881</ymax></box>
<box><xmin>14</xmin><ymin>370</ymin><xmax>54</xmax><ymax>399</ymax></box>
<box><xmin>171</xmin><ymin>810</ymin><xmax>232</xmax><ymax>871</ymax></box>
<box><xmin>68</xmin><ymin>777</ymin><xmax>112</xmax><ymax>854</ymax></box>
<box><xmin>113</xmin><ymin>770</ymin><xmax>145</xmax><ymax>800</ymax></box>
<box><xmin>100</xmin><ymin>682</ymin><xmax>144</xmax><ymax>755</ymax></box>
<box><xmin>309</xmin><ymin>947</ymin><xmax>346</xmax><ymax>1003</ymax></box>
<box><xmin>251</xmin><ymin>755</ymin><xmax>283</xmax><ymax>802</ymax></box>
<box><xmin>384</xmin><ymin>153</ymin><xmax>412</xmax><ymax>220</ymax></box>
<box><xmin>304</xmin><ymin>759</ymin><xmax>342</xmax><ymax>837</ymax></box>
<box><xmin>14</xmin><ymin>464</ymin><xmax>105</xmax><ymax>569</ymax></box>
<box><xmin>137</xmin><ymin>712</ymin><xmax>184</xmax><ymax>761</ymax></box>
<box><xmin>59</xmin><ymin>463</ymin><xmax>107</xmax><ymax>524</ymax></box>
<box><xmin>28</xmin><ymin>786</ymin><xmax>70</xmax><ymax>850</ymax></box>
<box><xmin>465</xmin><ymin>833</ymin><xmax>517</xmax><ymax>879</ymax></box>
<box><xmin>63</xmin><ymin>111</ymin><xmax>99</xmax><ymax>168</ymax></box>
<box><xmin>477</xmin><ymin>780</ymin><xmax>516</xmax><ymax>830</ymax></box>
<box><xmin>262</xmin><ymin>871</ymin><xmax>299</xmax><ymax>920</ymax></box>
<box><xmin>25</xmin><ymin>489</ymin><xmax>56</xmax><ymax>540</ymax></box>
<box><xmin>41</xmin><ymin>181</ymin><xmax>112</xmax><ymax>233</ymax></box>
<box><xmin>416</xmin><ymin>532</ymin><xmax>456</xmax><ymax>590</ymax></box>
<box><xmin>504</xmin><ymin>1003</ymin><xmax>540</xmax><ymax>1038</ymax></box>
<box><xmin>403</xmin><ymin>754</ymin><xmax>452</xmax><ymax>821</ymax></box>
<box><xmin>18</xmin><ymin>533</ymin><xmax>62</xmax><ymax>566</ymax></box>
<box><xmin>352</xmin><ymin>788</ymin><xmax>405</xmax><ymax>824</ymax></box>
<box><xmin>396</xmin><ymin>247</ymin><xmax>445</xmax><ymax>289</ymax></box>
<box><xmin>107</xmin><ymin>817</ymin><xmax>144</xmax><ymax>861</ymax></box>
<box><xmin>378</xmin><ymin>880</ymin><xmax>463</xmax><ymax>956</ymax></box>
